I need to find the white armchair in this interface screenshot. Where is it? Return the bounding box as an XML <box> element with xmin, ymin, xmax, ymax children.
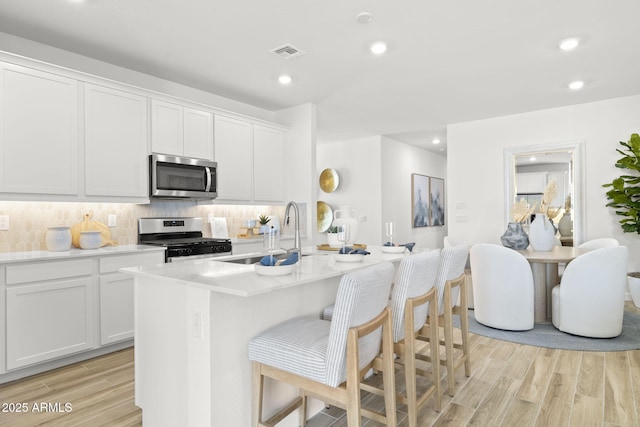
<box><xmin>577</xmin><ymin>237</ymin><xmax>619</xmax><ymax>250</ymax></box>
<box><xmin>551</xmin><ymin>246</ymin><xmax>628</xmax><ymax>338</ymax></box>
<box><xmin>470</xmin><ymin>244</ymin><xmax>534</xmax><ymax>331</ymax></box>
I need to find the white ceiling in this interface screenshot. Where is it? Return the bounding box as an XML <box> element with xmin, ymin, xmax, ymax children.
<box><xmin>1</xmin><ymin>1</ymin><xmax>639</xmax><ymax>155</ymax></box>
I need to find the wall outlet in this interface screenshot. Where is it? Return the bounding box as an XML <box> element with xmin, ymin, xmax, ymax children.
<box><xmin>0</xmin><ymin>215</ymin><xmax>9</xmax><ymax>231</ymax></box>
<box><xmin>108</xmin><ymin>214</ymin><xmax>117</xmax><ymax>227</ymax></box>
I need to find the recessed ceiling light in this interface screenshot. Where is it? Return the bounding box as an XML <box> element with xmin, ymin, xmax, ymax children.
<box><xmin>559</xmin><ymin>38</ymin><xmax>580</xmax><ymax>51</ymax></box>
<box><xmin>569</xmin><ymin>80</ymin><xmax>584</xmax><ymax>90</ymax></box>
<box><xmin>355</xmin><ymin>12</ymin><xmax>373</xmax><ymax>24</ymax></box>
<box><xmin>278</xmin><ymin>75</ymin><xmax>292</xmax><ymax>85</ymax></box>
<box><xmin>432</xmin><ymin>138</ymin><xmax>441</xmax><ymax>145</ymax></box>
<box><xmin>370</xmin><ymin>42</ymin><xmax>387</xmax><ymax>55</ymax></box>
<box><xmin>529</xmin><ymin>156</ymin><xmax>536</xmax><ymax>162</ymax></box>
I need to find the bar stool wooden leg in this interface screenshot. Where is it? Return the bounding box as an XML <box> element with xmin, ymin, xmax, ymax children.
<box><xmin>252</xmin><ymin>362</ymin><xmax>264</xmax><ymax>427</ymax></box>
<box><xmin>443</xmin><ymin>285</ymin><xmax>456</xmax><ymax>397</ymax></box>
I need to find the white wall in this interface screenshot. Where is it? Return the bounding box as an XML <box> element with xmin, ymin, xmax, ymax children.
<box><xmin>381</xmin><ymin>136</ymin><xmax>448</xmax><ymax>249</ymax></box>
<box><xmin>447</xmin><ymin>94</ymin><xmax>640</xmax><ymax>270</ymax></box>
<box><xmin>274</xmin><ymin>103</ymin><xmax>317</xmax><ymax>242</ymax></box>
<box><xmin>317</xmin><ymin>136</ymin><xmax>382</xmax><ymax>245</ymax></box>
<box><xmin>317</xmin><ymin>136</ymin><xmax>448</xmax><ymax>248</ymax></box>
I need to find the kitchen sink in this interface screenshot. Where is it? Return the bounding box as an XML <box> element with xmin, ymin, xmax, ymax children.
<box><xmin>220</xmin><ymin>251</ymin><xmax>306</xmax><ymax>265</ymax></box>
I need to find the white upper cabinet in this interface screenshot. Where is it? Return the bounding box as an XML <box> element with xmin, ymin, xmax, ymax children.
<box><xmin>214</xmin><ymin>115</ymin><xmax>252</xmax><ymax>200</ymax></box>
<box><xmin>0</xmin><ymin>63</ymin><xmax>79</xmax><ymax>195</ymax></box>
<box><xmin>84</xmin><ymin>84</ymin><xmax>149</xmax><ymax>200</ymax></box>
<box><xmin>183</xmin><ymin>107</ymin><xmax>214</xmax><ymax>160</ymax></box>
<box><xmin>151</xmin><ymin>99</ymin><xmax>213</xmax><ymax>160</ymax></box>
<box><xmin>516</xmin><ymin>172</ymin><xmax>547</xmax><ymax>194</ymax></box>
<box><xmin>214</xmin><ymin>116</ymin><xmax>286</xmax><ymax>203</ymax></box>
<box><xmin>253</xmin><ymin>125</ymin><xmax>285</xmax><ymax>202</ymax></box>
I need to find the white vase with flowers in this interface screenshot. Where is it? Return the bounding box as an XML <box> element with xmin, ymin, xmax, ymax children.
<box><xmin>529</xmin><ymin>179</ymin><xmax>561</xmax><ymax>251</ymax></box>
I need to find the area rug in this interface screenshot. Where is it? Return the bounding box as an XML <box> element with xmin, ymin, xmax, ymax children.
<box><xmin>453</xmin><ymin>311</ymin><xmax>640</xmax><ymax>351</ymax></box>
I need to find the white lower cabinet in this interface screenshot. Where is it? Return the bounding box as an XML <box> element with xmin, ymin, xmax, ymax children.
<box><xmin>2</xmin><ymin>250</ymin><xmax>164</xmax><ymax>373</ymax></box>
<box><xmin>6</xmin><ymin>260</ymin><xmax>94</xmax><ymax>370</ymax></box>
<box><xmin>99</xmin><ymin>273</ymin><xmax>134</xmax><ymax>345</ymax></box>
<box><xmin>98</xmin><ymin>252</ymin><xmax>164</xmax><ymax>345</ymax></box>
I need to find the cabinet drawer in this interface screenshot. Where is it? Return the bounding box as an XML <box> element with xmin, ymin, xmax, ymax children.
<box><xmin>99</xmin><ymin>252</ymin><xmax>164</xmax><ymax>274</ymax></box>
<box><xmin>6</xmin><ymin>259</ymin><xmax>93</xmax><ymax>285</ymax></box>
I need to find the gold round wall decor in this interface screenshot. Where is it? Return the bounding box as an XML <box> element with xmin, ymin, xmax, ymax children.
<box><xmin>317</xmin><ymin>201</ymin><xmax>334</xmax><ymax>232</ymax></box>
<box><xmin>319</xmin><ymin>168</ymin><xmax>340</xmax><ymax>193</ymax></box>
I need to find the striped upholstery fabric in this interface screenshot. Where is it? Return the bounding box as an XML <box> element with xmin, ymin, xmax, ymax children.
<box><xmin>248</xmin><ymin>262</ymin><xmax>395</xmax><ymax>388</ymax></box>
<box><xmin>435</xmin><ymin>245</ymin><xmax>469</xmax><ymax>315</ymax></box>
<box><xmin>322</xmin><ymin>303</ymin><xmax>335</xmax><ymax>322</ymax></box>
<box><xmin>389</xmin><ymin>250</ymin><xmax>441</xmax><ymax>342</ymax></box>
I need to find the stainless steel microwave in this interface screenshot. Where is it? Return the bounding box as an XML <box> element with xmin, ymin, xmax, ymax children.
<box><xmin>150</xmin><ymin>154</ymin><xmax>217</xmax><ymax>199</ymax></box>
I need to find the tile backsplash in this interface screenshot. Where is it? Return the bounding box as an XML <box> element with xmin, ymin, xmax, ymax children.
<box><xmin>0</xmin><ymin>201</ymin><xmax>306</xmax><ymax>253</ymax></box>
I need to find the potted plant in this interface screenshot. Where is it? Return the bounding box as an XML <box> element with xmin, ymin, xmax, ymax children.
<box><xmin>326</xmin><ymin>226</ymin><xmax>341</xmax><ymax>248</ymax></box>
<box><xmin>257</xmin><ymin>214</ymin><xmax>271</xmax><ymax>234</ymax></box>
<box><xmin>603</xmin><ymin>133</ymin><xmax>640</xmax><ymax>307</ymax></box>
<box><xmin>603</xmin><ymin>133</ymin><xmax>640</xmax><ymax>234</ymax></box>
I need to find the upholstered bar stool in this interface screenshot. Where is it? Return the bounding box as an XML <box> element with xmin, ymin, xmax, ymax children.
<box><xmin>248</xmin><ymin>262</ymin><xmax>397</xmax><ymax>427</ymax></box>
<box><xmin>424</xmin><ymin>244</ymin><xmax>470</xmax><ymax>396</ymax></box>
<box><xmin>388</xmin><ymin>250</ymin><xmax>442</xmax><ymax>427</ymax></box>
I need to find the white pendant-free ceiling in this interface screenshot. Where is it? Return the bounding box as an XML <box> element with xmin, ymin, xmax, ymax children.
<box><xmin>0</xmin><ymin>1</ymin><xmax>639</xmax><ymax>152</ymax></box>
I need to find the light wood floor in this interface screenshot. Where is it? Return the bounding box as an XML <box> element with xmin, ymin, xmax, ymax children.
<box><xmin>1</xmin><ymin>302</ymin><xmax>639</xmax><ymax>427</ymax></box>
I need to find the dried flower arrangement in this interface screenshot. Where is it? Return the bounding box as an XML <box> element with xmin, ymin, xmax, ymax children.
<box><xmin>539</xmin><ymin>179</ymin><xmax>561</xmax><ymax>220</ymax></box>
<box><xmin>511</xmin><ymin>198</ymin><xmax>535</xmax><ymax>223</ymax></box>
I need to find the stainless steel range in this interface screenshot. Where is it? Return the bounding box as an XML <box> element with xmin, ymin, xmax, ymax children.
<box><xmin>138</xmin><ymin>217</ymin><xmax>232</xmax><ymax>262</ymax></box>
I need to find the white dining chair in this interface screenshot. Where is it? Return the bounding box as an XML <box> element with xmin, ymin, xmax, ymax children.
<box><xmin>577</xmin><ymin>237</ymin><xmax>619</xmax><ymax>250</ymax></box>
<box><xmin>551</xmin><ymin>246</ymin><xmax>628</xmax><ymax>338</ymax></box>
<box><xmin>470</xmin><ymin>244</ymin><xmax>535</xmax><ymax>331</ymax></box>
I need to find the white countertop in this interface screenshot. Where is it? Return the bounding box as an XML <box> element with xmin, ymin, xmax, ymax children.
<box><xmin>0</xmin><ymin>244</ymin><xmax>166</xmax><ymax>264</ymax></box>
<box><xmin>122</xmin><ymin>246</ymin><xmax>419</xmax><ymax>297</ymax></box>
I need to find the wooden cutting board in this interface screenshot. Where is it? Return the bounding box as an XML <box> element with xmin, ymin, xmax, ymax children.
<box><xmin>316</xmin><ymin>243</ymin><xmax>367</xmax><ymax>251</ymax></box>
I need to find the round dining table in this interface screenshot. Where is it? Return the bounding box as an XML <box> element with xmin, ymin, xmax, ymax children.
<box><xmin>516</xmin><ymin>246</ymin><xmax>590</xmax><ymax>322</ymax></box>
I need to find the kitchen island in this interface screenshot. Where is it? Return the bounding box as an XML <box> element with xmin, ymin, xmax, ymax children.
<box><xmin>122</xmin><ymin>247</ymin><xmax>410</xmax><ymax>427</ymax></box>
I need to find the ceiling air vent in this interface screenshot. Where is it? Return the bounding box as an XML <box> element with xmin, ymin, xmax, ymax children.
<box><xmin>270</xmin><ymin>44</ymin><xmax>305</xmax><ymax>59</ymax></box>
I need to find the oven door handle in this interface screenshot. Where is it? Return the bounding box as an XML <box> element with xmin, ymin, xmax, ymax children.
<box><xmin>205</xmin><ymin>166</ymin><xmax>212</xmax><ymax>192</ymax></box>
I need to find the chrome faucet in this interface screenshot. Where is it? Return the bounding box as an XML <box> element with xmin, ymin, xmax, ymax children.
<box><xmin>284</xmin><ymin>201</ymin><xmax>301</xmax><ymax>254</ymax></box>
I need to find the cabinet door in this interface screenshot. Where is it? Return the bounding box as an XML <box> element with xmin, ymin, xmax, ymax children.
<box><xmin>99</xmin><ymin>273</ymin><xmax>134</xmax><ymax>345</ymax></box>
<box><xmin>151</xmin><ymin>99</ymin><xmax>183</xmax><ymax>156</ymax></box>
<box><xmin>0</xmin><ymin>63</ymin><xmax>78</xmax><ymax>195</ymax></box>
<box><xmin>253</xmin><ymin>125</ymin><xmax>285</xmax><ymax>202</ymax></box>
<box><xmin>183</xmin><ymin>107</ymin><xmax>213</xmax><ymax>160</ymax></box>
<box><xmin>84</xmin><ymin>84</ymin><xmax>149</xmax><ymax>198</ymax></box>
<box><xmin>6</xmin><ymin>278</ymin><xmax>94</xmax><ymax>370</ymax></box>
<box><xmin>214</xmin><ymin>115</ymin><xmax>252</xmax><ymax>200</ymax></box>
<box><xmin>527</xmin><ymin>173</ymin><xmax>547</xmax><ymax>193</ymax></box>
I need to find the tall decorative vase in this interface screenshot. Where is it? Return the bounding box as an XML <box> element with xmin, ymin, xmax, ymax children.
<box><xmin>500</xmin><ymin>222</ymin><xmax>529</xmax><ymax>250</ymax></box>
<box><xmin>558</xmin><ymin>213</ymin><xmax>573</xmax><ymax>237</ymax></box>
<box><xmin>529</xmin><ymin>213</ymin><xmax>556</xmax><ymax>251</ymax></box>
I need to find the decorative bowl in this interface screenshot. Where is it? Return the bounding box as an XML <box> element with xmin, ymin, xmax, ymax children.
<box><xmin>381</xmin><ymin>245</ymin><xmax>406</xmax><ymax>254</ymax></box>
<box><xmin>254</xmin><ymin>262</ymin><xmax>296</xmax><ymax>276</ymax></box>
<box><xmin>334</xmin><ymin>254</ymin><xmax>364</xmax><ymax>263</ymax></box>
<box><xmin>79</xmin><ymin>231</ymin><xmax>102</xmax><ymax>249</ymax></box>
